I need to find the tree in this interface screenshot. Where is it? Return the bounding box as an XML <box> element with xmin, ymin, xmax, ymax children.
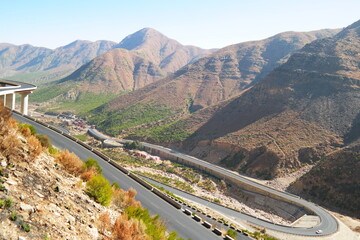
<box><xmin>124</xmin><ymin>141</ymin><xmax>143</xmax><ymax>150</ymax></box>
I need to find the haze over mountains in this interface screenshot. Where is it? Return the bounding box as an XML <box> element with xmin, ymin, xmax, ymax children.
<box><xmin>0</xmin><ymin>40</ymin><xmax>117</xmax><ymax>83</ymax></box>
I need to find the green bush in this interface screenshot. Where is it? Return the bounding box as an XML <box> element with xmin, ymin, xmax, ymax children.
<box><xmin>21</xmin><ymin>222</ymin><xmax>31</xmax><ymax>232</ymax></box>
<box><xmin>111</xmin><ymin>182</ymin><xmax>120</xmax><ymax>189</ymax></box>
<box><xmin>36</xmin><ymin>134</ymin><xmax>52</xmax><ymax>148</ymax></box>
<box><xmin>0</xmin><ymin>200</ymin><xmax>4</xmax><ymax>208</ymax></box>
<box><xmin>0</xmin><ymin>183</ymin><xmax>5</xmax><ymax>191</ymax></box>
<box><xmin>48</xmin><ymin>146</ymin><xmax>59</xmax><ymax>155</ymax></box>
<box><xmin>86</xmin><ymin>175</ymin><xmax>113</xmax><ymax>206</ymax></box>
<box><xmin>84</xmin><ymin>158</ymin><xmax>102</xmax><ymax>174</ymax></box>
<box><xmin>5</xmin><ymin>198</ymin><xmax>12</xmax><ymax>209</ymax></box>
<box><xmin>10</xmin><ymin>212</ymin><xmax>18</xmax><ymax>221</ymax></box>
<box><xmin>226</xmin><ymin>229</ymin><xmax>237</xmax><ymax>238</ymax></box>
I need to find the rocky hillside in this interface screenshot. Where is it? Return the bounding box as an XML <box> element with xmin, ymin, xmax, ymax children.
<box><xmin>0</xmin><ymin>107</ymin><xmax>182</xmax><ymax>240</ymax></box>
<box><xmin>167</xmin><ymin>19</ymin><xmax>360</xmax><ymax>180</ymax></box>
<box><xmin>0</xmin><ymin>40</ymin><xmax>116</xmax><ymax>84</ymax></box>
<box><xmin>87</xmin><ymin>29</ymin><xmax>339</xmax><ymax>135</ymax></box>
<box><xmin>288</xmin><ymin>142</ymin><xmax>360</xmax><ymax>217</ymax></box>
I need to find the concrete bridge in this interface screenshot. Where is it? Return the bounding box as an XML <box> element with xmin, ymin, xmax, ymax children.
<box><xmin>0</xmin><ymin>79</ymin><xmax>37</xmax><ymax>115</ymax></box>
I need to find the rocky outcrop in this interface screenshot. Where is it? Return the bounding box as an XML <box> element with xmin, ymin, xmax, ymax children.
<box><xmin>288</xmin><ymin>143</ymin><xmax>360</xmax><ymax>217</ymax></box>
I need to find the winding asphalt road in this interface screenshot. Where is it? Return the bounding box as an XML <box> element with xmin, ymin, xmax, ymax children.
<box><xmin>13</xmin><ymin>113</ymin><xmax>221</xmax><ymax>240</ymax></box>
<box><xmin>88</xmin><ymin>130</ymin><xmax>339</xmax><ymax>237</ymax></box>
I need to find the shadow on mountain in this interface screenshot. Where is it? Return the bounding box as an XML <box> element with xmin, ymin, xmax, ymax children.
<box><xmin>344</xmin><ymin>112</ymin><xmax>360</xmax><ymax>144</ymax></box>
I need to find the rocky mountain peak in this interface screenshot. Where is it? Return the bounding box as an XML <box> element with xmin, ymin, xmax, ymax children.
<box><xmin>115</xmin><ymin>27</ymin><xmax>173</xmax><ymax>51</ymax></box>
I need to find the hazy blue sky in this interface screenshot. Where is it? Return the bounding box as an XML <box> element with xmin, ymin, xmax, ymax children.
<box><xmin>1</xmin><ymin>0</ymin><xmax>360</xmax><ymax>49</ymax></box>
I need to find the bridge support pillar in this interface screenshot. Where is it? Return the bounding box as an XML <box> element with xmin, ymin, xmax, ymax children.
<box><xmin>5</xmin><ymin>93</ymin><xmax>15</xmax><ymax>110</ymax></box>
<box><xmin>0</xmin><ymin>95</ymin><xmax>5</xmax><ymax>106</ymax></box>
<box><xmin>20</xmin><ymin>92</ymin><xmax>30</xmax><ymax>115</ymax></box>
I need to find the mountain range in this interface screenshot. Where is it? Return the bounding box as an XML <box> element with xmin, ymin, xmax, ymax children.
<box><xmin>54</xmin><ymin>28</ymin><xmax>214</xmax><ymax>94</ymax></box>
<box><xmin>87</xmin><ymin>29</ymin><xmax>339</xmax><ymax>134</ymax></box>
<box><xmin>88</xmin><ymin>21</ymin><xmax>360</xmax><ymax>215</ymax></box>
<box><xmin>167</xmin><ymin>20</ymin><xmax>360</xmax><ymax>180</ymax></box>
<box><xmin>0</xmin><ymin>40</ymin><xmax>117</xmax><ymax>83</ymax></box>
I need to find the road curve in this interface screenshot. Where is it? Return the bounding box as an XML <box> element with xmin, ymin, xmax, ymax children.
<box><xmin>88</xmin><ymin>129</ymin><xmax>339</xmax><ymax>237</ymax></box>
<box><xmin>13</xmin><ymin>113</ymin><xmax>221</xmax><ymax>240</ymax></box>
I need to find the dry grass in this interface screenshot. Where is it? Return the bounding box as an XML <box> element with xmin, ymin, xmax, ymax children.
<box><xmin>98</xmin><ymin>212</ymin><xmax>111</xmax><ymax>234</ymax></box>
<box><xmin>56</xmin><ymin>150</ymin><xmax>84</xmax><ymax>176</ymax></box>
<box><xmin>27</xmin><ymin>135</ymin><xmax>42</xmax><ymax>161</ymax></box>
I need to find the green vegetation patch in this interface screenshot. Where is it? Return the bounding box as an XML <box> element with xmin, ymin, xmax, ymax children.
<box><xmin>125</xmin><ymin>206</ymin><xmax>185</xmax><ymax>240</ymax></box>
<box><xmin>38</xmin><ymin>91</ymin><xmax>119</xmax><ymax>115</ymax></box>
<box><xmin>73</xmin><ymin>134</ymin><xmax>88</xmax><ymax>142</ymax></box>
<box><xmin>132</xmin><ymin>120</ymin><xmax>191</xmax><ymax>142</ymax></box>
<box><xmin>88</xmin><ymin>103</ymin><xmax>178</xmax><ymax>135</ymax></box>
<box><xmin>135</xmin><ymin>171</ymin><xmax>194</xmax><ymax>193</ymax></box>
<box><xmin>31</xmin><ymin>83</ymin><xmax>72</xmax><ymax>102</ymax></box>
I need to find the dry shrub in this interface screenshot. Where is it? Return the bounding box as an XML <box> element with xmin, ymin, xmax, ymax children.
<box><xmin>98</xmin><ymin>212</ymin><xmax>111</xmax><ymax>233</ymax></box>
<box><xmin>0</xmin><ymin>106</ymin><xmax>21</xmax><ymax>157</ymax></box>
<box><xmin>112</xmin><ymin>214</ymin><xmax>148</xmax><ymax>240</ymax></box>
<box><xmin>112</xmin><ymin>188</ymin><xmax>141</xmax><ymax>209</ymax></box>
<box><xmin>1</xmin><ymin>133</ymin><xmax>22</xmax><ymax>161</ymax></box>
<box><xmin>27</xmin><ymin>135</ymin><xmax>42</xmax><ymax>161</ymax></box>
<box><xmin>112</xmin><ymin>188</ymin><xmax>126</xmax><ymax>208</ymax></box>
<box><xmin>19</xmin><ymin>126</ymin><xmax>31</xmax><ymax>137</ymax></box>
<box><xmin>0</xmin><ymin>106</ymin><xmax>16</xmax><ymax>135</ymax></box>
<box><xmin>124</xmin><ymin>188</ymin><xmax>141</xmax><ymax>208</ymax></box>
<box><xmin>80</xmin><ymin>166</ymin><xmax>98</xmax><ymax>182</ymax></box>
<box><xmin>56</xmin><ymin>150</ymin><xmax>84</xmax><ymax>176</ymax></box>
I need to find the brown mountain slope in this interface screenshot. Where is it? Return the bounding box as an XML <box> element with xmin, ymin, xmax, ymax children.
<box><xmin>288</xmin><ymin>142</ymin><xmax>360</xmax><ymax>217</ymax></box>
<box><xmin>89</xmin><ymin>29</ymin><xmax>339</xmax><ymax>133</ymax></box>
<box><xmin>58</xmin><ymin>48</ymin><xmax>164</xmax><ymax>93</ymax></box>
<box><xmin>175</xmin><ymin>19</ymin><xmax>360</xmax><ymax>179</ymax></box>
<box><xmin>116</xmin><ymin>27</ymin><xmax>214</xmax><ymax>74</ymax></box>
<box><xmin>58</xmin><ymin>28</ymin><xmax>214</xmax><ymax>93</ymax></box>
